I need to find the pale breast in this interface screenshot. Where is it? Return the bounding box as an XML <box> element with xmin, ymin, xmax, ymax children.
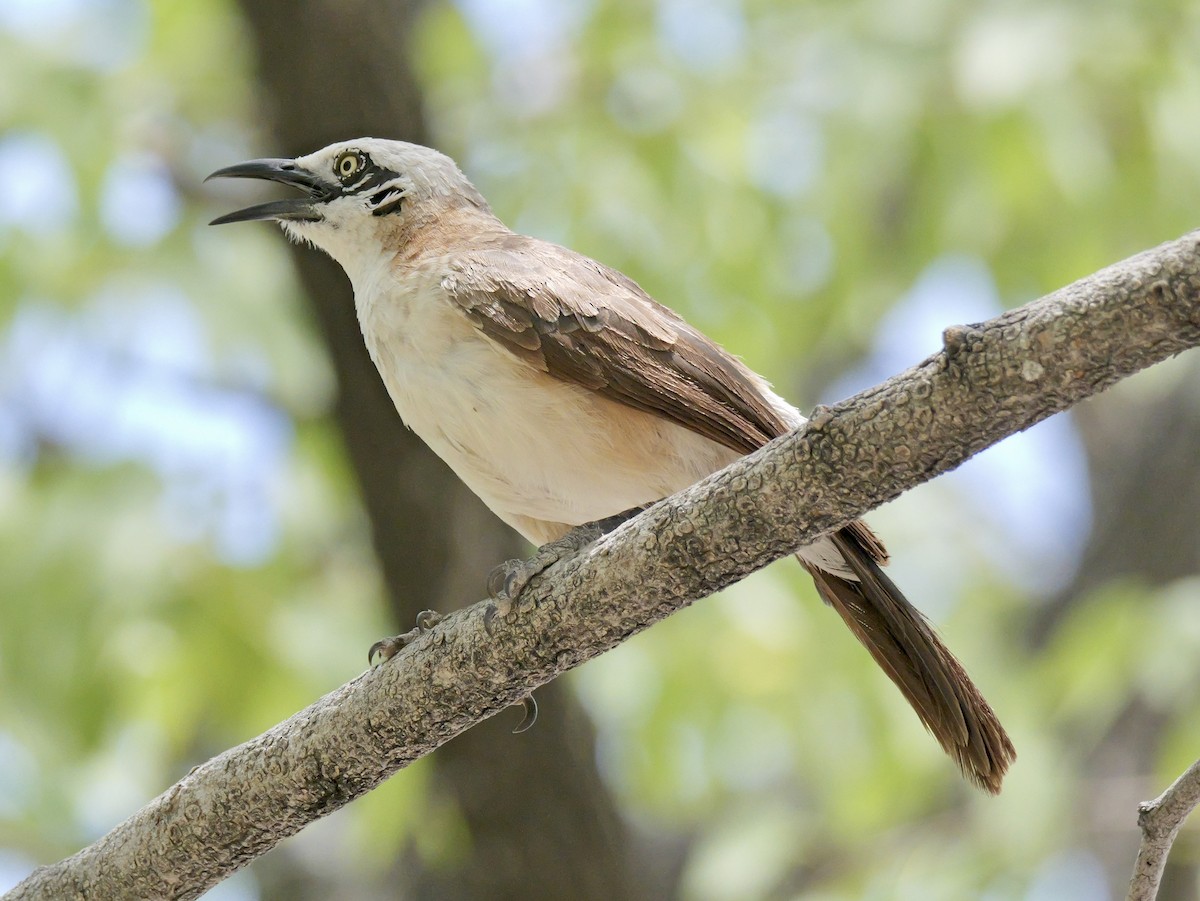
<box><xmin>356</xmin><ymin>266</ymin><xmax>742</xmax><ymax>543</ymax></box>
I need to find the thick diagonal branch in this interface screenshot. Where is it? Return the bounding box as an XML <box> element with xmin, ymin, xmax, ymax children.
<box><xmin>9</xmin><ymin>231</ymin><xmax>1200</xmax><ymax>901</ymax></box>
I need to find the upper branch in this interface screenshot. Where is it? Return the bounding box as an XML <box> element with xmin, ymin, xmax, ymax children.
<box><xmin>10</xmin><ymin>232</ymin><xmax>1200</xmax><ymax>901</ymax></box>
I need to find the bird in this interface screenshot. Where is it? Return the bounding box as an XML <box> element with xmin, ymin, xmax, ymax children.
<box><xmin>208</xmin><ymin>138</ymin><xmax>1015</xmax><ymax>792</ymax></box>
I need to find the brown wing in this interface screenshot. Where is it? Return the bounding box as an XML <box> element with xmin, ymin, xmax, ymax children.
<box><xmin>441</xmin><ymin>236</ymin><xmax>889</xmax><ymax>559</ymax></box>
<box><xmin>440</xmin><ymin>237</ymin><xmax>790</xmax><ymax>456</ymax></box>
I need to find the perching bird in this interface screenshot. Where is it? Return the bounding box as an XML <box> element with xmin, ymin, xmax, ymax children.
<box><xmin>209</xmin><ymin>138</ymin><xmax>1015</xmax><ymax>792</ymax></box>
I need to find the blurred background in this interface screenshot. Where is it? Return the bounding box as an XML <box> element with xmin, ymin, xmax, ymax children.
<box><xmin>2</xmin><ymin>0</ymin><xmax>1200</xmax><ymax>898</ymax></box>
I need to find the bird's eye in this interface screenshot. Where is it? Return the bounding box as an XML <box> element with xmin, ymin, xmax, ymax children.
<box><xmin>335</xmin><ymin>151</ymin><xmax>364</xmax><ymax>181</ymax></box>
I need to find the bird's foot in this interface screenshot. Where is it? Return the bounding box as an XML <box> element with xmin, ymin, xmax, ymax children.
<box><xmin>486</xmin><ymin>536</ymin><xmax>591</xmax><ymax>612</ymax></box>
<box><xmin>483</xmin><ymin>529</ymin><xmax>600</xmax><ymax>634</ymax></box>
<box><xmin>368</xmin><ymin>609</ymin><xmax>443</xmax><ymax>664</ymax></box>
<box><xmin>483</xmin><ymin>508</ymin><xmax>644</xmax><ymax>635</ymax></box>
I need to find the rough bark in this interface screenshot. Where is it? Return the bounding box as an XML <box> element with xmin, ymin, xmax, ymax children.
<box><xmin>229</xmin><ymin>1</ymin><xmax>652</xmax><ymax>899</ymax></box>
<box><xmin>8</xmin><ymin>231</ymin><xmax>1200</xmax><ymax>901</ymax></box>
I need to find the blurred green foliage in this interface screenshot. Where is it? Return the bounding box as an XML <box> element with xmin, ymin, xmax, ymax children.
<box><xmin>2</xmin><ymin>0</ymin><xmax>1200</xmax><ymax>898</ymax></box>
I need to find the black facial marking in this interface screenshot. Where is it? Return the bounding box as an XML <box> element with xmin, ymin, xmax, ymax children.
<box><xmin>357</xmin><ymin>166</ymin><xmax>398</xmax><ymax>192</ymax></box>
<box><xmin>334</xmin><ymin>152</ymin><xmax>404</xmax><ymax>216</ymax></box>
<box><xmin>370</xmin><ymin>185</ymin><xmax>405</xmax><ymax>217</ymax></box>
<box><xmin>365</xmin><ymin>169</ymin><xmax>404</xmax><ymax>216</ymax></box>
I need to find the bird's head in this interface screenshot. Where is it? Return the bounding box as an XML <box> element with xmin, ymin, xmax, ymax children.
<box><xmin>207</xmin><ymin>138</ymin><xmax>492</xmax><ymax>273</ymax></box>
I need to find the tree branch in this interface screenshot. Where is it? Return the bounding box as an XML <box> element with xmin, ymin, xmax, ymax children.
<box><xmin>1126</xmin><ymin>758</ymin><xmax>1200</xmax><ymax>901</ymax></box>
<box><xmin>9</xmin><ymin>232</ymin><xmax>1200</xmax><ymax>900</ymax></box>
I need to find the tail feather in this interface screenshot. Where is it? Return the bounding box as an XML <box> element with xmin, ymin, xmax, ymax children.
<box><xmin>801</xmin><ymin>528</ymin><xmax>1015</xmax><ymax>794</ymax></box>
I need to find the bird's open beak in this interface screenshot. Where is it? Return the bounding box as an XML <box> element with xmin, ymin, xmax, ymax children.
<box><xmin>206</xmin><ymin>158</ymin><xmax>328</xmax><ymax>225</ymax></box>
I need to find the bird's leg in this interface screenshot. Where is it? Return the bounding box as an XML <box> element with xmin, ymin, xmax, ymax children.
<box><xmin>485</xmin><ymin>506</ymin><xmax>647</xmax><ymax>633</ymax></box>
<box><xmin>368</xmin><ymin>608</ymin><xmax>444</xmax><ymax>664</ymax></box>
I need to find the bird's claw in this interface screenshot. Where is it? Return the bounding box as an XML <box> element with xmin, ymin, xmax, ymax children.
<box><xmin>483</xmin><ymin>553</ymin><xmax>560</xmax><ymax>634</ymax></box>
<box><xmin>512</xmin><ymin>694</ymin><xmax>538</xmax><ymax>733</ymax></box>
<box><xmin>485</xmin><ymin>559</ymin><xmax>525</xmax><ymax>621</ymax></box>
<box><xmin>486</xmin><ymin>561</ymin><xmax>518</xmax><ymax>600</ymax></box>
<box><xmin>483</xmin><ymin>520</ymin><xmax>622</xmax><ymax>635</ymax></box>
<box><xmin>368</xmin><ymin>609</ymin><xmax>443</xmax><ymax>665</ymax></box>
<box><xmin>483</xmin><ymin>601</ymin><xmax>501</xmax><ymax>637</ymax></box>
<box><xmin>414</xmin><ymin>609</ymin><xmax>442</xmax><ymax>631</ymax></box>
<box><xmin>483</xmin><ymin>561</ymin><xmax>521</xmax><ymax>637</ymax></box>
<box><xmin>368</xmin><ymin>633</ymin><xmax>413</xmax><ymax>665</ymax></box>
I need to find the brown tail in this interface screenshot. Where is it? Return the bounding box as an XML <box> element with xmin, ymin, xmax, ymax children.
<box><xmin>801</xmin><ymin>528</ymin><xmax>1015</xmax><ymax>793</ymax></box>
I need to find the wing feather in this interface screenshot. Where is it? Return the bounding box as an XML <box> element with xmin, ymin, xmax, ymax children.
<box><xmin>441</xmin><ymin>238</ymin><xmax>788</xmax><ymax>455</ymax></box>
